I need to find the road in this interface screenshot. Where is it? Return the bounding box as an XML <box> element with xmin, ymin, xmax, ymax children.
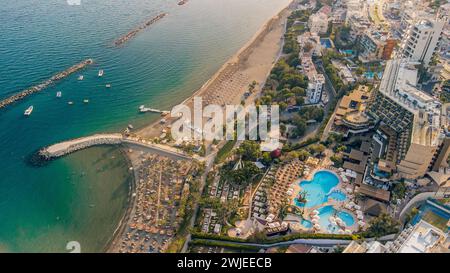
<box><xmin>314</xmin><ymin>59</ymin><xmax>339</xmax><ymax>141</ymax></box>
<box><xmin>191</xmin><ymin>232</ymin><xmax>397</xmax><ymax>249</ymax></box>
<box><xmin>181</xmin><ymin>146</ymin><xmax>218</xmax><ymax>253</ymax></box>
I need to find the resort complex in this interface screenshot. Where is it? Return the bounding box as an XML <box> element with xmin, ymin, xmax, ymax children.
<box><xmin>1</xmin><ymin>0</ymin><xmax>450</xmax><ymax>258</ymax></box>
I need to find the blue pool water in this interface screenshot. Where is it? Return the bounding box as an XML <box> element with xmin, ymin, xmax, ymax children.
<box><xmin>320</xmin><ymin>38</ymin><xmax>332</xmax><ymax>48</ymax></box>
<box><xmin>301</xmin><ymin>219</ymin><xmax>312</xmax><ymax>228</ymax></box>
<box><xmin>295</xmin><ymin>170</ymin><xmax>345</xmax><ymax>208</ymax></box>
<box><xmin>412</xmin><ymin>200</ymin><xmax>450</xmax><ymax>231</ymax></box>
<box><xmin>373</xmin><ymin>164</ymin><xmax>390</xmax><ymax>178</ymax></box>
<box><xmin>317</xmin><ymin>205</ymin><xmax>355</xmax><ymax>233</ymax></box>
<box><xmin>328</xmin><ymin>190</ymin><xmax>347</xmax><ymax>201</ymax></box>
<box><xmin>342</xmin><ymin>49</ymin><xmax>354</xmax><ymax>55</ymax></box>
<box><xmin>364</xmin><ymin>72</ymin><xmax>383</xmax><ymax>79</ymax></box>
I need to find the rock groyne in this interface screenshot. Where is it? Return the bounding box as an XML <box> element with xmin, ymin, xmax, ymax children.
<box><xmin>114</xmin><ymin>13</ymin><xmax>168</xmax><ymax>46</ymax></box>
<box><xmin>0</xmin><ymin>59</ymin><xmax>94</xmax><ymax>110</ymax></box>
<box><xmin>39</xmin><ymin>134</ymin><xmax>123</xmax><ymax>160</ymax></box>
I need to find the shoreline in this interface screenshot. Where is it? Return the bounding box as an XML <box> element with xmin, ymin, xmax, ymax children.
<box><xmin>107</xmin><ymin>1</ymin><xmax>293</xmax><ymax>252</ymax></box>
<box><xmin>137</xmin><ymin>1</ymin><xmax>293</xmax><ymax>138</ymax></box>
<box><xmin>103</xmin><ymin>145</ymin><xmax>137</xmax><ymax>253</ymax></box>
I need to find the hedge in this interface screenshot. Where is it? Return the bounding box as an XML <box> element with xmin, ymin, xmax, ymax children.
<box><xmin>191</xmin><ymin>231</ymin><xmax>358</xmax><ymax>245</ymax></box>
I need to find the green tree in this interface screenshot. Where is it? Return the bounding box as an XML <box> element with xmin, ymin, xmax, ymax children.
<box><xmin>297</xmin><ymin>149</ymin><xmax>311</xmax><ymax>161</ymax></box>
<box><xmin>309</xmin><ymin>144</ymin><xmax>326</xmax><ymax>156</ymax></box>
<box><xmin>365</xmin><ymin>213</ymin><xmax>399</xmax><ymax>238</ymax></box>
<box><xmin>237</xmin><ymin>141</ymin><xmax>261</xmax><ymax>161</ymax></box>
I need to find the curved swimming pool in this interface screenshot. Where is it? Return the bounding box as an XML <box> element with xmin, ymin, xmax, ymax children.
<box><xmin>317</xmin><ymin>205</ymin><xmax>355</xmax><ymax>233</ymax></box>
<box><xmin>295</xmin><ymin>170</ymin><xmax>346</xmax><ymax>208</ymax></box>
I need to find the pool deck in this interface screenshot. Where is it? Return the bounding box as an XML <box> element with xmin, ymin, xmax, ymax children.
<box><xmin>289</xmin><ymin>168</ymin><xmax>360</xmax><ymax>234</ymax></box>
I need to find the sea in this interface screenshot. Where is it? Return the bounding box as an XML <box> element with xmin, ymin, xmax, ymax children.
<box><xmin>0</xmin><ymin>0</ymin><xmax>291</xmax><ymax>252</ymax></box>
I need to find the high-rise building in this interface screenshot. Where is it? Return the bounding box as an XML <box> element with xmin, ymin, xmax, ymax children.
<box><xmin>401</xmin><ymin>19</ymin><xmax>445</xmax><ymax>67</ymax></box>
<box><xmin>368</xmin><ymin>59</ymin><xmax>448</xmax><ymax>179</ymax></box>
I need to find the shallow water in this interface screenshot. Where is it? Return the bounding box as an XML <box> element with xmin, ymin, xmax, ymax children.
<box><xmin>0</xmin><ymin>0</ymin><xmax>291</xmax><ymax>252</ymax></box>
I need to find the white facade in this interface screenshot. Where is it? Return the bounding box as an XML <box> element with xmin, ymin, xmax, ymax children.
<box><xmin>307</xmin><ymin>74</ymin><xmax>325</xmax><ymax>104</ymax></box>
<box><xmin>401</xmin><ymin>19</ymin><xmax>445</xmax><ymax>67</ymax></box>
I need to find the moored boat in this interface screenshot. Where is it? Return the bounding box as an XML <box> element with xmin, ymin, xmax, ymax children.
<box><xmin>98</xmin><ymin>70</ymin><xmax>104</xmax><ymax>77</ymax></box>
<box><xmin>56</xmin><ymin>91</ymin><xmax>62</xmax><ymax>98</ymax></box>
<box><xmin>24</xmin><ymin>106</ymin><xmax>33</xmax><ymax>116</ymax></box>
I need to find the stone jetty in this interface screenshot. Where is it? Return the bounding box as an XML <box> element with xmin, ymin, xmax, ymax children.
<box><xmin>39</xmin><ymin>134</ymin><xmax>123</xmax><ymax>159</ymax></box>
<box><xmin>114</xmin><ymin>13</ymin><xmax>168</xmax><ymax>46</ymax></box>
<box><xmin>0</xmin><ymin>59</ymin><xmax>94</xmax><ymax>110</ymax></box>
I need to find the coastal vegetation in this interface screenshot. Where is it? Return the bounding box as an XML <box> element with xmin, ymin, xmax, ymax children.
<box><xmin>214</xmin><ymin>140</ymin><xmax>237</xmax><ymax>164</ymax></box>
<box><xmin>191</xmin><ymin>231</ymin><xmax>357</xmax><ymax>244</ymax></box>
<box><xmin>362</xmin><ymin>213</ymin><xmax>399</xmax><ymax>239</ymax></box>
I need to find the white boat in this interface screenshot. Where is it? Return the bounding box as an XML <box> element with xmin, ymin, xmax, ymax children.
<box><xmin>83</xmin><ymin>99</ymin><xmax>89</xmax><ymax>104</ymax></box>
<box><xmin>98</xmin><ymin>70</ymin><xmax>104</xmax><ymax>77</ymax></box>
<box><xmin>24</xmin><ymin>106</ymin><xmax>33</xmax><ymax>116</ymax></box>
<box><xmin>78</xmin><ymin>75</ymin><xmax>84</xmax><ymax>81</ymax></box>
<box><xmin>68</xmin><ymin>101</ymin><xmax>74</xmax><ymax>105</ymax></box>
<box><xmin>56</xmin><ymin>91</ymin><xmax>62</xmax><ymax>98</ymax></box>
<box><xmin>105</xmin><ymin>84</ymin><xmax>111</xmax><ymax>88</ymax></box>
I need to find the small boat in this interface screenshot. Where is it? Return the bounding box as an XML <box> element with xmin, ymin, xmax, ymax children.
<box><xmin>98</xmin><ymin>70</ymin><xmax>104</xmax><ymax>77</ymax></box>
<box><xmin>78</xmin><ymin>75</ymin><xmax>84</xmax><ymax>81</ymax></box>
<box><xmin>56</xmin><ymin>91</ymin><xmax>62</xmax><ymax>98</ymax></box>
<box><xmin>83</xmin><ymin>99</ymin><xmax>89</xmax><ymax>104</ymax></box>
<box><xmin>105</xmin><ymin>84</ymin><xmax>111</xmax><ymax>88</ymax></box>
<box><xmin>128</xmin><ymin>124</ymin><xmax>134</xmax><ymax>130</ymax></box>
<box><xmin>24</xmin><ymin>106</ymin><xmax>33</xmax><ymax>116</ymax></box>
<box><xmin>68</xmin><ymin>101</ymin><xmax>74</xmax><ymax>105</ymax></box>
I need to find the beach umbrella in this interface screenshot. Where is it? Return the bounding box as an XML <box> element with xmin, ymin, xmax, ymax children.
<box><xmin>357</xmin><ymin>214</ymin><xmax>364</xmax><ymax>220</ymax></box>
<box><xmin>311</xmin><ymin>218</ymin><xmax>319</xmax><ymax>224</ymax></box>
<box><xmin>354</xmin><ymin>205</ymin><xmax>361</xmax><ymax>210</ymax></box>
<box><xmin>312</xmin><ymin>209</ymin><xmax>319</xmax><ymax>215</ymax></box>
<box><xmin>358</xmin><ymin>221</ymin><xmax>365</xmax><ymax>227</ymax></box>
<box><xmin>313</xmin><ymin>224</ymin><xmax>321</xmax><ymax>230</ymax></box>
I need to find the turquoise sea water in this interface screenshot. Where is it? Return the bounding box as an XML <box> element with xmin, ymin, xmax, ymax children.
<box><xmin>0</xmin><ymin>0</ymin><xmax>291</xmax><ymax>252</ymax></box>
<box><xmin>296</xmin><ymin>170</ymin><xmax>346</xmax><ymax>208</ymax></box>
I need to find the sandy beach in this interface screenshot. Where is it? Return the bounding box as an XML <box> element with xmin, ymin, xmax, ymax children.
<box><xmin>107</xmin><ymin>1</ymin><xmax>294</xmax><ymax>252</ymax></box>
<box><xmin>137</xmin><ymin>2</ymin><xmax>292</xmax><ymax>139</ymax></box>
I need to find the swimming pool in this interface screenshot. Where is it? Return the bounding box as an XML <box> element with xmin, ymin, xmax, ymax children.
<box><xmin>363</xmin><ymin>72</ymin><xmax>383</xmax><ymax>79</ymax></box>
<box><xmin>301</xmin><ymin>219</ymin><xmax>313</xmax><ymax>229</ymax></box>
<box><xmin>373</xmin><ymin>163</ymin><xmax>390</xmax><ymax>178</ymax></box>
<box><xmin>317</xmin><ymin>205</ymin><xmax>355</xmax><ymax>233</ymax></box>
<box><xmin>320</xmin><ymin>38</ymin><xmax>333</xmax><ymax>48</ymax></box>
<box><xmin>295</xmin><ymin>170</ymin><xmax>346</xmax><ymax>208</ymax></box>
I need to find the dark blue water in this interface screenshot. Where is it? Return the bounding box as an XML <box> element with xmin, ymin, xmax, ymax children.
<box><xmin>0</xmin><ymin>0</ymin><xmax>290</xmax><ymax>252</ymax></box>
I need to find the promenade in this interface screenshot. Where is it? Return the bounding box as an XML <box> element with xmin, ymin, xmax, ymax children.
<box><xmin>39</xmin><ymin>133</ymin><xmax>200</xmax><ymax>161</ymax></box>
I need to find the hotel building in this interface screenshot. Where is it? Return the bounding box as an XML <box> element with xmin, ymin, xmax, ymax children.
<box><xmin>368</xmin><ymin>59</ymin><xmax>449</xmax><ymax>179</ymax></box>
<box><xmin>401</xmin><ymin>19</ymin><xmax>445</xmax><ymax>67</ymax></box>
<box><xmin>344</xmin><ymin>220</ymin><xmax>449</xmax><ymax>253</ymax></box>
